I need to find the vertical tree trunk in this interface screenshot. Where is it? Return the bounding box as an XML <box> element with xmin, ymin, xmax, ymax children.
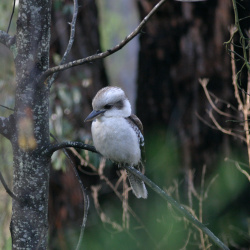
<box><xmin>10</xmin><ymin>0</ymin><xmax>51</xmax><ymax>249</ymax></box>
<box><xmin>136</xmin><ymin>0</ymin><xmax>232</xmax><ymax>168</ymax></box>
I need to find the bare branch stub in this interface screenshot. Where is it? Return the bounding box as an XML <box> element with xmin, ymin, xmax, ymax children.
<box><xmin>0</xmin><ymin>30</ymin><xmax>15</xmax><ymax>49</ymax></box>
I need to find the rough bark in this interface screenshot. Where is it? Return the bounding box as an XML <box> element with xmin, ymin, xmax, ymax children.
<box><xmin>9</xmin><ymin>0</ymin><xmax>51</xmax><ymax>249</ymax></box>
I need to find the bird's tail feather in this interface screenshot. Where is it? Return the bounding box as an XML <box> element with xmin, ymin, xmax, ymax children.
<box><xmin>126</xmin><ymin>168</ymin><xmax>148</xmax><ymax>199</ymax></box>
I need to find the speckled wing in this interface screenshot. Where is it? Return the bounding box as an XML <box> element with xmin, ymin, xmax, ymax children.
<box><xmin>126</xmin><ymin>114</ymin><xmax>146</xmax><ymax>165</ymax></box>
<box><xmin>125</xmin><ymin>114</ymin><xmax>147</xmax><ymax>199</ymax></box>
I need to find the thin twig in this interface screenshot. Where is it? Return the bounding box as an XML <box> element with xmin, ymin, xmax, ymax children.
<box><xmin>123</xmin><ymin>165</ymin><xmax>230</xmax><ymax>250</ymax></box>
<box><xmin>208</xmin><ymin>91</ymin><xmax>238</xmax><ymax>112</ymax></box>
<box><xmin>230</xmin><ymin>26</ymin><xmax>243</xmax><ymax>110</ymax></box>
<box><xmin>231</xmin><ymin>0</ymin><xmax>250</xmax><ymax>72</ymax></box>
<box><xmin>225</xmin><ymin>158</ymin><xmax>250</xmax><ymax>182</ymax></box>
<box><xmin>72</xmin><ymin>151</ymin><xmax>157</xmax><ymax>245</ymax></box>
<box><xmin>234</xmin><ymin>162</ymin><xmax>250</xmax><ymax>182</ymax></box>
<box><xmin>50</xmin><ymin>134</ymin><xmax>89</xmax><ymax>250</ymax></box>
<box><xmin>196</xmin><ymin>112</ymin><xmax>223</xmax><ymax>131</ymax></box>
<box><xmin>91</xmin><ymin>185</ymin><xmax>123</xmax><ymax>231</ymax></box>
<box><xmin>204</xmin><ymin>174</ymin><xmax>219</xmax><ymax>200</ymax></box>
<box><xmin>0</xmin><ymin>104</ymin><xmax>14</xmax><ymax>111</ymax></box>
<box><xmin>38</xmin><ymin>0</ymin><xmax>167</xmax><ymax>84</ymax></box>
<box><xmin>179</xmin><ymin>230</ymin><xmax>192</xmax><ymax>250</ymax></box>
<box><xmin>7</xmin><ymin>0</ymin><xmax>16</xmax><ymax>33</ymax></box>
<box><xmin>228</xmin><ymin>49</ymin><xmax>250</xmax><ymax>65</ymax></box>
<box><xmin>244</xmin><ymin>46</ymin><xmax>250</xmax><ymax>165</ymax></box>
<box><xmin>199</xmin><ymin>78</ymin><xmax>236</xmax><ymax>118</ymax></box>
<box><xmin>208</xmin><ymin>110</ymin><xmax>246</xmax><ymax>142</ymax></box>
<box><xmin>48</xmin><ymin>0</ymin><xmax>79</xmax><ymax>88</ymax></box>
<box><xmin>224</xmin><ymin>157</ymin><xmax>249</xmax><ymax>168</ymax></box>
<box><xmin>69</xmin><ymin>148</ymin><xmax>98</xmax><ymax>175</ymax></box>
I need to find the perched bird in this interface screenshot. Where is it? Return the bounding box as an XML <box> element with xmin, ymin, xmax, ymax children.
<box><xmin>85</xmin><ymin>86</ymin><xmax>148</xmax><ymax>199</ymax></box>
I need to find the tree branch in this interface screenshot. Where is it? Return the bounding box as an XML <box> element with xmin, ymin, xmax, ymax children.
<box><xmin>39</xmin><ymin>0</ymin><xmax>167</xmax><ymax>84</ymax></box>
<box><xmin>43</xmin><ymin>141</ymin><xmax>98</xmax><ymax>156</ymax></box>
<box><xmin>48</xmin><ymin>0</ymin><xmax>79</xmax><ymax>88</ymax></box>
<box><xmin>123</xmin><ymin>166</ymin><xmax>230</xmax><ymax>250</ymax></box>
<box><xmin>231</xmin><ymin>0</ymin><xmax>250</xmax><ymax>73</ymax></box>
<box><xmin>199</xmin><ymin>78</ymin><xmax>237</xmax><ymax>119</ymax></box>
<box><xmin>0</xmin><ymin>30</ymin><xmax>15</xmax><ymax>49</ymax></box>
<box><xmin>45</xmin><ymin>139</ymin><xmax>229</xmax><ymax>249</ymax></box>
<box><xmin>208</xmin><ymin>110</ymin><xmax>246</xmax><ymax>142</ymax></box>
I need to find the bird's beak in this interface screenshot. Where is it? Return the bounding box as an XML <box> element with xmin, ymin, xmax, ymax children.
<box><xmin>84</xmin><ymin>110</ymin><xmax>105</xmax><ymax>122</ymax></box>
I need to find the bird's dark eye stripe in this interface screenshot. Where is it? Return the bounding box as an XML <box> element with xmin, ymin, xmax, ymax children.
<box><xmin>115</xmin><ymin>100</ymin><xmax>124</xmax><ymax>109</ymax></box>
<box><xmin>104</xmin><ymin>104</ymin><xmax>112</xmax><ymax>109</ymax></box>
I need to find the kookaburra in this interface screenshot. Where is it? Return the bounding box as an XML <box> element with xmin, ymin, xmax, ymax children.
<box><xmin>85</xmin><ymin>86</ymin><xmax>148</xmax><ymax>199</ymax></box>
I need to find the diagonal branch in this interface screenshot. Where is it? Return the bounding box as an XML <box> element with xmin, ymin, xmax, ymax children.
<box><xmin>123</xmin><ymin>165</ymin><xmax>230</xmax><ymax>250</ymax></box>
<box><xmin>39</xmin><ymin>0</ymin><xmax>167</xmax><ymax>84</ymax></box>
<box><xmin>45</xmin><ymin>139</ymin><xmax>229</xmax><ymax>249</ymax></box>
<box><xmin>48</xmin><ymin>0</ymin><xmax>79</xmax><ymax>88</ymax></box>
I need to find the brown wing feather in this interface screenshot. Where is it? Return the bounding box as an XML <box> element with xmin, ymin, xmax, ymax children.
<box><xmin>126</xmin><ymin>114</ymin><xmax>146</xmax><ymax>165</ymax></box>
<box><xmin>128</xmin><ymin>114</ymin><xmax>143</xmax><ymax>134</ymax></box>
<box><xmin>125</xmin><ymin>115</ymin><xmax>147</xmax><ymax>198</ymax></box>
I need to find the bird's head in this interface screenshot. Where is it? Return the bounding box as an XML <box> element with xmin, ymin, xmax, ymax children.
<box><xmin>84</xmin><ymin>86</ymin><xmax>131</xmax><ymax>122</ymax></box>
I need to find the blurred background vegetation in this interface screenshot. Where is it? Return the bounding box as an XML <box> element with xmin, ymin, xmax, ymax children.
<box><xmin>0</xmin><ymin>0</ymin><xmax>250</xmax><ymax>249</ymax></box>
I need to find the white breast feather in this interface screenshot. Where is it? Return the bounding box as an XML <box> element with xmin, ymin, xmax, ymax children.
<box><xmin>91</xmin><ymin>116</ymin><xmax>141</xmax><ymax>165</ymax></box>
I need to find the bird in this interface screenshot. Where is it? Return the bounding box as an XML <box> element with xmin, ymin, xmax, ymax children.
<box><xmin>84</xmin><ymin>86</ymin><xmax>148</xmax><ymax>199</ymax></box>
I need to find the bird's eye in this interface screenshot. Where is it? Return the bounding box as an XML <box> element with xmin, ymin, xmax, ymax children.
<box><xmin>104</xmin><ymin>104</ymin><xmax>112</xmax><ymax>109</ymax></box>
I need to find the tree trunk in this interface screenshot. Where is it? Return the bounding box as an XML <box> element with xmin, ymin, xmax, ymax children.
<box><xmin>10</xmin><ymin>0</ymin><xmax>51</xmax><ymax>248</ymax></box>
<box><xmin>136</xmin><ymin>0</ymin><xmax>232</xmax><ymax>169</ymax></box>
